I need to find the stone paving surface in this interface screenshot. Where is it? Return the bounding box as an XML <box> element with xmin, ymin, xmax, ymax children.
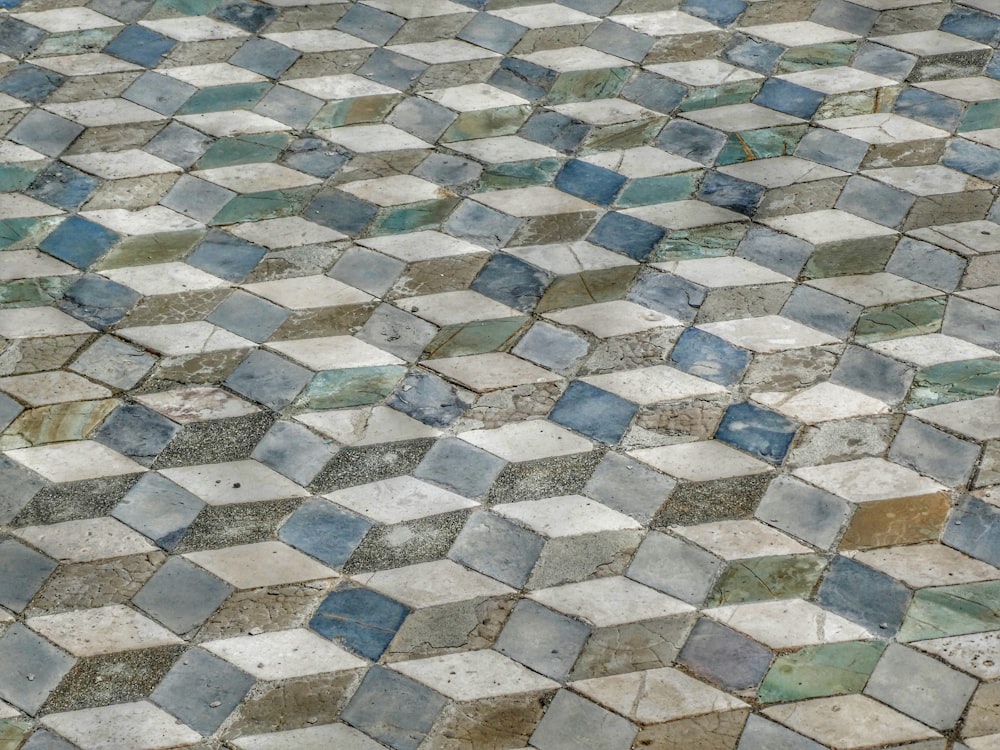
<box><xmin>0</xmin><ymin>0</ymin><xmax>999</xmax><ymax>746</ymax></box>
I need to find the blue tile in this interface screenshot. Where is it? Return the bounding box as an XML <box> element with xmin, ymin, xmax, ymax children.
<box><xmin>207</xmin><ymin>291</ymin><xmax>289</xmax><ymax>343</ymax></box>
<box><xmin>697</xmin><ymin>171</ymin><xmax>765</xmax><ymax>215</ymax></box>
<box><xmin>414</xmin><ymin>438</ymin><xmax>506</xmax><ymax>497</ymax></box>
<box><xmin>283</xmin><ymin>137</ymin><xmax>350</xmax><ymax>178</ymax></box>
<box><xmin>230</xmin><ymin>37</ymin><xmax>299</xmax><ymax>78</ymax></box>
<box><xmin>753</xmin><ymin>78</ymin><xmax>823</xmax><ymax>119</ymax></box>
<box><xmin>893</xmin><ymin>87</ymin><xmax>964</xmax><ymax>131</ymax></box>
<box><xmin>335</xmin><ymin>2</ymin><xmax>405</xmax><ymax>45</ymax></box>
<box><xmin>723</xmin><ymin>34</ymin><xmax>784</xmax><ymax>74</ymax></box>
<box><xmin>471</xmin><ymin>253</ymin><xmax>552</xmax><ymax>312</ymax></box>
<box><xmin>830</xmin><ymin>344</ymin><xmax>913</xmax><ymax>404</ymax></box>
<box><xmin>252</xmin><ymin>420</ymin><xmax>337</xmax><ymax>486</ymax></box>
<box><xmin>343</xmin><ymin>667</ymin><xmax>447</xmax><ymax>750</ymax></box>
<box><xmin>0</xmin><ymin>539</ymin><xmax>55</xmax><ymax>613</ymax></box>
<box><xmin>585</xmin><ymin>21</ymin><xmax>654</xmax><ymax>63</ymax></box>
<box><xmin>58</xmin><ymin>274</ymin><xmax>140</xmax><ymax>329</ymax></box>
<box><xmin>656</xmin><ymin>118</ymin><xmax>727</xmax><ymax>165</ymax></box>
<box><xmin>738</xmin><ymin>224</ymin><xmax>813</xmax><ymax>278</ymax></box>
<box><xmin>677</xmin><ymin>618</ymin><xmax>772</xmax><ymax>691</ymax></box>
<box><xmin>942</xmin><ymin>139</ymin><xmax>1000</xmax><ymax>183</ymax></box>
<box><xmin>549</xmin><ymin>380</ymin><xmax>638</xmax><ymax>445</ymax></box>
<box><xmin>0</xmin><ymin>64</ymin><xmax>65</xmax><ymax>103</ymax></box>
<box><xmin>669</xmin><ymin>326</ymin><xmax>751</xmax><ymax>385</ymax></box>
<box><xmin>459</xmin><ymin>12</ymin><xmax>525</xmax><ymax>53</ymax></box>
<box><xmin>279</xmin><ymin>497</ymin><xmax>371</xmax><ymax>568</ymax></box>
<box><xmin>94</xmin><ymin>404</ymin><xmax>181</xmax><ymax>467</ymax></box>
<box><xmin>311</xmin><ymin>588</ymin><xmax>409</xmax><ymax>661</ymax></box>
<box><xmin>853</xmin><ymin>41</ymin><xmax>916</xmax><ymax>80</ymax></box>
<box><xmin>495</xmin><ymin>600</ymin><xmax>589</xmax><ymax>680</ymax></box>
<box><xmin>555</xmin><ymin>159</ymin><xmax>627</xmax><ymax>206</ymax></box>
<box><xmin>39</xmin><ymin>217</ymin><xmax>118</xmax><ymax>270</ymax></box>
<box><xmin>628</xmin><ymin>270</ymin><xmax>704</xmax><ymax>322</ymax></box>
<box><xmin>491</xmin><ymin>57</ymin><xmax>556</xmax><ymax>101</ymax></box>
<box><xmin>123</xmin><ymin>71</ymin><xmax>196</xmax><ymax>115</ymax></box>
<box><xmin>0</xmin><ymin>392</ymin><xmax>23</xmax><ymax>433</ymax></box>
<box><xmin>588</xmin><ymin>211</ymin><xmax>665</xmax><ymax>261</ymax></box>
<box><xmin>628</xmin><ymin>532</ymin><xmax>721</xmax><ymax>605</ymax></box>
<box><xmin>512</xmin><ymin>321</ymin><xmax>589</xmax><ymax>372</ymax></box>
<box><xmin>113</xmin><ymin>472</ymin><xmax>204</xmax><ymax>550</ymax></box>
<box><xmin>621</xmin><ymin>71</ymin><xmax>686</xmax><ymax>113</ymax></box>
<box><xmin>943</xmin><ymin>494</ymin><xmax>1000</xmax><ymax>568</ymax></box>
<box><xmin>104</xmin><ymin>25</ymin><xmax>175</xmax><ymax>67</ymax></box>
<box><xmin>144</xmin><ymin>122</ymin><xmax>213</xmax><ymax>168</ymax></box>
<box><xmin>941</xmin><ymin>5</ymin><xmax>1000</xmax><ymax>46</ymax></box>
<box><xmin>304</xmin><ymin>190</ymin><xmax>378</xmax><ymax>236</ymax></box>
<box><xmin>794</xmin><ymin>128</ymin><xmax>867</xmax><ymax>171</ymax></box>
<box><xmin>212</xmin><ymin>0</ymin><xmax>278</xmax><ymax>32</ymax></box>
<box><xmin>683</xmin><ymin>0</ymin><xmax>745</xmax><ymax>25</ymax></box>
<box><xmin>449</xmin><ymin>510</ymin><xmax>543</xmax><ymax>587</ymax></box>
<box><xmin>0</xmin><ymin>18</ymin><xmax>46</xmax><ymax>58</ymax></box>
<box><xmin>357</xmin><ymin>48</ymin><xmax>428</xmax><ymax>90</ymax></box>
<box><xmin>716</xmin><ymin>402</ymin><xmax>797</xmax><ymax>464</ymax></box>
<box><xmin>444</xmin><ymin>200</ymin><xmax>521</xmax><ymax>250</ymax></box>
<box><xmin>224</xmin><ymin>350</ymin><xmax>313</xmax><ymax>411</ymax></box>
<box><xmin>132</xmin><ymin>557</ymin><xmax>233</xmax><ymax>634</ymax></box>
<box><xmin>26</xmin><ymin>162</ymin><xmax>100</xmax><ymax>211</ymax></box>
<box><xmin>151</xmin><ymin>648</ymin><xmax>254</xmax><ymax>735</ymax></box>
<box><xmin>817</xmin><ymin>555</ymin><xmax>911</xmax><ymax>636</ymax></box>
<box><xmin>387</xmin><ymin>370</ymin><xmax>469</xmax><ymax>427</ymax></box>
<box><xmin>520</xmin><ymin>110</ymin><xmax>589</xmax><ymax>152</ymax></box>
<box><xmin>0</xmin><ymin>624</ymin><xmax>75</xmax><ymax>714</ymax></box>
<box><xmin>187</xmin><ymin>230</ymin><xmax>267</xmax><ymax>282</ymax></box>
<box><xmin>782</xmin><ymin>285</ymin><xmax>862</xmax><ymax>338</ymax></box>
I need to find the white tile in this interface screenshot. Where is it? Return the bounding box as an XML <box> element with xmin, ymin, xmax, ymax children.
<box><xmin>818</xmin><ymin>112</ymin><xmax>949</xmax><ymax>143</ymax></box>
<box><xmin>339</xmin><ymin>175</ymin><xmax>447</xmax><ymax>206</ymax></box>
<box><xmin>611</xmin><ymin>10</ymin><xmax>719</xmax><ymax>35</ymax></box>
<box><xmin>697</xmin><ymin>315</ymin><xmax>840</xmax><ymax>353</ymax></box>
<box><xmin>494</xmin><ymin>495</ymin><xmax>642</xmax><ymax>537</ymax></box>
<box><xmin>506</xmin><ymin>241</ymin><xmax>635</xmax><ymax>275</ymax></box>
<box><xmin>740</xmin><ymin>20</ymin><xmax>858</xmax><ymax>44</ymax></box>
<box><xmin>15</xmin><ymin>517</ymin><xmax>157</xmax><ymax>562</ymax></box>
<box><xmin>392</xmin><ymin>650</ymin><xmax>558</xmax><ymax>700</ymax></box>
<box><xmin>447</xmin><ymin>136</ymin><xmax>560</xmax><ymax>163</ymax></box>
<box><xmin>779</xmin><ymin>66</ymin><xmax>897</xmax><ymax>93</ymax></box>
<box><xmin>622</xmin><ymin>200</ymin><xmax>747</xmax><ymax>229</ymax></box>
<box><xmin>183</xmin><ymin>541</ymin><xmax>338</xmax><ymax>589</ymax></box>
<box><xmin>352</xmin><ymin>559</ymin><xmax>514</xmax><ymax>608</ymax></box>
<box><xmin>0</xmin><ymin>194</ymin><xmax>64</xmax><ymax>219</ymax></box>
<box><xmin>807</xmin><ymin>272</ymin><xmax>939</xmax><ymax>306</ymax></box>
<box><xmin>794</xmin><ymin>457</ymin><xmax>945</xmax><ymax>502</ymax></box>
<box><xmin>396</xmin><ymin>290</ymin><xmax>519</xmax><ymax>325</ymax></box>
<box><xmin>42</xmin><ymin>701</ymin><xmax>203</xmax><ymax>750</ymax></box>
<box><xmin>365</xmin><ymin>0</ymin><xmax>470</xmax><ymax>18</ymax></box>
<box><xmin>27</xmin><ymin>605</ymin><xmax>182</xmax><ymax>656</ymax></box>
<box><xmin>159</xmin><ymin>461</ymin><xmax>309</xmax><ymax>505</ymax></box>
<box><xmin>45</xmin><ymin>99</ymin><xmax>163</xmax><ymax>127</ymax></box>
<box><xmin>284</xmin><ymin>73</ymin><xmax>398</xmax><ymax>100</ymax></box>
<box><xmin>911</xmin><ymin>397</ymin><xmax>1000</xmax><ymax>441</ymax></box>
<box><xmin>424</xmin><ymin>352</ymin><xmax>561</xmax><ymax>392</ymax></box>
<box><xmin>163</xmin><ymin>62</ymin><xmax>266</xmax><ymax>86</ymax></box>
<box><xmin>101</xmin><ymin>262</ymin><xmax>228</xmax><ymax>295</ymax></box>
<box><xmin>0</xmin><ymin>371</ymin><xmax>111</xmax><ymax>406</ymax></box>
<box><xmin>261</xmin><ymin>30</ymin><xmax>375</xmax><ymax>52</ymax></box>
<box><xmin>228</xmin><ymin>217</ymin><xmax>346</xmax><ymax>248</ymax></box>
<box><xmin>706</xmin><ymin>599</ymin><xmax>873</xmax><ymax>647</ymax></box>
<box><xmin>646</xmin><ymin>59</ymin><xmax>763</xmax><ymax>86</ymax></box>
<box><xmin>134</xmin><ymin>386</ymin><xmax>259</xmax><ymax>424</ymax></box>
<box><xmin>421</xmin><ymin>83</ymin><xmax>529</xmax><ymax>111</ymax></box>
<box><xmin>629</xmin><ymin>440</ymin><xmax>772</xmax><ymax>481</ymax></box>
<box><xmin>545</xmin><ymin>300</ymin><xmax>681</xmax><ymax>337</ymax></box>
<box><xmin>175</xmin><ymin>111</ymin><xmax>291</xmax><ymax>137</ymax></box>
<box><xmin>193</xmin><ymin>163</ymin><xmax>320</xmax><ymax>193</ymax></box>
<box><xmin>6</xmin><ymin>441</ymin><xmax>145</xmax><ymax>482</ymax></box>
<box><xmin>583</xmin><ymin>146</ymin><xmax>702</xmax><ymax>178</ymax></box>
<box><xmin>316</xmin><ymin>124</ymin><xmax>431</xmax><ymax>152</ymax></box>
<box><xmin>140</xmin><ymin>17</ymin><xmax>248</xmax><ymax>41</ymax></box>
<box><xmin>848</xmin><ymin>543</ymin><xmax>1000</xmax><ymax>588</ymax></box>
<box><xmin>116</xmin><ymin>322</ymin><xmax>254</xmax><ymax>356</ymax></box>
<box><xmin>82</xmin><ymin>207</ymin><xmax>203</xmax><ymax>235</ymax></box>
<box><xmin>296</xmin><ymin>405</ymin><xmax>441</xmax><ymax>445</ymax></box>
<box><xmin>762</xmin><ymin>209</ymin><xmax>897</xmax><ymax>243</ymax></box>
<box><xmin>231</xmin><ymin>724</ymin><xmax>385</xmax><ymax>750</ymax></box>
<box><xmin>34</xmin><ymin>54</ymin><xmax>141</xmax><ymax>76</ymax></box>
<box><xmin>388</xmin><ymin>39</ymin><xmax>499</xmax><ymax>63</ymax></box>
<box><xmin>459</xmin><ymin>420</ymin><xmax>593</xmax><ymax>462</ymax></box>
<box><xmin>529</xmin><ymin>576</ymin><xmax>693</xmax><ymax>627</ymax></box>
<box><xmin>203</xmin><ymin>628</ymin><xmax>366</xmax><ymax>679</ymax></box>
<box><xmin>913</xmin><ymin>631</ymin><xmax>1000</xmax><ymax>680</ymax></box>
<box><xmin>868</xmin><ymin>333</ymin><xmax>997</xmax><ymax>367</ymax></box>
<box><xmin>659</xmin><ymin>257</ymin><xmax>792</xmax><ymax>287</ymax></box>
<box><xmin>268</xmin><ymin>336</ymin><xmax>403</xmax><ymax>370</ymax></box>
<box><xmin>359</xmin><ymin>230</ymin><xmax>486</xmax><ymax>262</ymax></box>
<box><xmin>674</xmin><ymin>519</ymin><xmax>813</xmax><ymax>559</ymax></box>
<box><xmin>242</xmin><ymin>275</ymin><xmax>372</xmax><ymax>309</ymax></box>
<box><xmin>473</xmin><ymin>186</ymin><xmax>596</xmax><ymax>217</ymax></box>
<box><xmin>14</xmin><ymin>8</ymin><xmax>121</xmax><ymax>32</ymax></box>
<box><xmin>62</xmin><ymin>150</ymin><xmax>179</xmax><ymax>180</ymax></box>
<box><xmin>490</xmin><ymin>3</ymin><xmax>599</xmax><ymax>28</ymax></box>
<box><xmin>325</xmin><ymin>476</ymin><xmax>477</xmax><ymax>523</ymax></box>
<box><xmin>582</xmin><ymin>366</ymin><xmax>725</xmax><ymax>405</ymax></box>
<box><xmin>752</xmin><ymin>382</ymin><xmax>889</xmax><ymax>423</ymax></box>
<box><xmin>551</xmin><ymin>99</ymin><xmax>659</xmax><ymax>126</ymax></box>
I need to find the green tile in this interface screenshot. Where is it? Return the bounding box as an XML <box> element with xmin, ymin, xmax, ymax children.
<box><xmin>898</xmin><ymin>580</ymin><xmax>1000</xmax><ymax>642</ymax></box>
<box><xmin>616</xmin><ymin>173</ymin><xmax>699</xmax><ymax>208</ymax></box>
<box><xmin>853</xmin><ymin>297</ymin><xmax>946</xmax><ymax>344</ymax></box>
<box><xmin>777</xmin><ymin>42</ymin><xmax>856</xmax><ymax>73</ymax></box>
<box><xmin>581</xmin><ymin>117</ymin><xmax>667</xmax><ymax>152</ymax></box>
<box><xmin>536</xmin><ymin>267</ymin><xmax>637</xmax><ymax>313</ymax></box>
<box><xmin>210</xmin><ymin>187</ymin><xmax>317</xmax><ymax>225</ymax></box>
<box><xmin>96</xmin><ymin>230</ymin><xmax>204</xmax><ymax>270</ymax></box>
<box><xmin>442</xmin><ymin>105</ymin><xmax>531</xmax><ymax>142</ymax></box>
<box><xmin>802</xmin><ymin>238</ymin><xmax>895</xmax><ymax>279</ymax></box>
<box><xmin>297</xmin><ymin>366</ymin><xmax>407</xmax><ymax>410</ymax></box>
<box><xmin>35</xmin><ymin>28</ymin><xmax>117</xmax><ymax>56</ymax></box>
<box><xmin>959</xmin><ymin>99</ymin><xmax>1000</xmax><ymax>133</ymax></box>
<box><xmin>152</xmin><ymin>0</ymin><xmax>220</xmax><ymax>15</ymax></box>
<box><xmin>0</xmin><ymin>276</ymin><xmax>76</xmax><ymax>307</ymax></box>
<box><xmin>650</xmin><ymin>222</ymin><xmax>747</xmax><ymax>261</ymax></box>
<box><xmin>907</xmin><ymin>357</ymin><xmax>1000</xmax><ymax>408</ymax></box>
<box><xmin>0</xmin><ymin>166</ymin><xmax>39</xmax><ymax>192</ymax></box>
<box><xmin>681</xmin><ymin>81</ymin><xmax>761</xmax><ymax>111</ymax></box>
<box><xmin>706</xmin><ymin>554</ymin><xmax>828</xmax><ymax>607</ymax></box>
<box><xmin>716</xmin><ymin>125</ymin><xmax>808</xmax><ymax>166</ymax></box>
<box><xmin>310</xmin><ymin>95</ymin><xmax>403</xmax><ymax>128</ymax></box>
<box><xmin>177</xmin><ymin>83</ymin><xmax>273</xmax><ymax>115</ymax></box>
<box><xmin>758</xmin><ymin>641</ymin><xmax>886</xmax><ymax>704</ymax></box>
<box><xmin>370</xmin><ymin>198</ymin><xmax>461</xmax><ymax>235</ymax></box>
<box><xmin>480</xmin><ymin>158</ymin><xmax>562</xmax><ymax>191</ymax></box>
<box><xmin>424</xmin><ymin>316</ymin><xmax>530</xmax><ymax>359</ymax></box>
<box><xmin>546</xmin><ymin>67</ymin><xmax>630</xmax><ymax>105</ymax></box>
<box><xmin>0</xmin><ymin>720</ymin><xmax>31</xmax><ymax>750</ymax></box>
<box><xmin>195</xmin><ymin>134</ymin><xmax>293</xmax><ymax>170</ymax></box>
<box><xmin>0</xmin><ymin>218</ymin><xmax>62</xmax><ymax>251</ymax></box>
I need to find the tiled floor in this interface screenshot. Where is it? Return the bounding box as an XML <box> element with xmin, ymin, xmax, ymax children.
<box><xmin>0</xmin><ymin>0</ymin><xmax>998</xmax><ymax>747</ymax></box>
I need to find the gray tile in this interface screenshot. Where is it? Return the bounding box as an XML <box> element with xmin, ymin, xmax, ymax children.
<box><xmin>0</xmin><ymin>624</ymin><xmax>75</xmax><ymax>715</ymax></box>
<box><xmin>530</xmin><ymin>689</ymin><xmax>637</xmax><ymax>750</ymax></box>
<box><xmin>495</xmin><ymin>600</ymin><xmax>589</xmax><ymax>681</ymax></box>
<box><xmin>151</xmin><ymin>648</ymin><xmax>255</xmax><ymax>735</ymax></box>
<box><xmin>628</xmin><ymin>531</ymin><xmax>723</xmax><ymax>605</ymax></box>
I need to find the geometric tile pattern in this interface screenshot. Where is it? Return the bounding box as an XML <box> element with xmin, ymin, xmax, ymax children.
<box><xmin>0</xmin><ymin>0</ymin><xmax>999</xmax><ymax>746</ymax></box>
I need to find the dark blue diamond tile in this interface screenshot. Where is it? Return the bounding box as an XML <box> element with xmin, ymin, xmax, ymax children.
<box><xmin>0</xmin><ymin>65</ymin><xmax>65</xmax><ymax>104</ymax></box>
<box><xmin>123</xmin><ymin>72</ymin><xmax>196</xmax><ymax>115</ymax></box>
<box><xmin>343</xmin><ymin>668</ymin><xmax>447</xmax><ymax>750</ymax></box>
<box><xmin>715</xmin><ymin>402</ymin><xmax>798</xmax><ymax>464</ymax></box>
<box><xmin>187</xmin><ymin>230</ymin><xmax>267</xmax><ymax>282</ymax></box>
<box><xmin>628</xmin><ymin>270</ymin><xmax>704</xmax><ymax>322</ymax></box>
<box><xmin>893</xmin><ymin>87</ymin><xmax>964</xmax><ymax>131</ymax></box>
<box><xmin>208</xmin><ymin>290</ymin><xmax>289</xmax><ymax>343</ymax></box>
<box><xmin>817</xmin><ymin>555</ymin><xmax>911</xmax><ymax>636</ymax></box>
<box><xmin>413</xmin><ymin>437</ymin><xmax>506</xmax><ymax>498</ymax></box>
<box><xmin>94</xmin><ymin>403</ymin><xmax>182</xmax><ymax>467</ymax></box>
<box><xmin>279</xmin><ymin>497</ymin><xmax>371</xmax><ymax>568</ymax></box>
<box><xmin>491</xmin><ymin>57</ymin><xmax>557</xmax><ymax>101</ymax></box>
<box><xmin>25</xmin><ymin>162</ymin><xmax>99</xmax><ymax>211</ymax></box>
<box><xmin>212</xmin><ymin>0</ymin><xmax>278</xmax><ymax>32</ymax></box>
<box><xmin>676</xmin><ymin>618</ymin><xmax>772</xmax><ymax>691</ymax></box>
<box><xmin>942</xmin><ymin>139</ymin><xmax>1000</xmax><ymax>182</ymax></box>
<box><xmin>588</xmin><ymin>211</ymin><xmax>665</xmax><ymax>261</ymax></box>
<box><xmin>0</xmin><ymin>624</ymin><xmax>75</xmax><ymax>715</ymax></box>
<box><xmin>669</xmin><ymin>326</ymin><xmax>751</xmax><ymax>385</ymax></box>
<box><xmin>283</xmin><ymin>137</ymin><xmax>350</xmax><ymax>178</ymax></box>
<box><xmin>39</xmin><ymin>216</ymin><xmax>119</xmax><ymax>270</ymax></box>
<box><xmin>357</xmin><ymin>48</ymin><xmax>428</xmax><ymax>91</ymax></box>
<box><xmin>458</xmin><ymin>12</ymin><xmax>525</xmax><ymax>53</ymax></box>
<box><xmin>144</xmin><ymin>122</ymin><xmax>213</xmax><ymax>168</ymax></box>
<box><xmin>104</xmin><ymin>24</ymin><xmax>175</xmax><ymax>67</ymax></box>
<box><xmin>311</xmin><ymin>588</ymin><xmax>409</xmax><ymax>661</ymax></box>
<box><xmin>335</xmin><ymin>2</ymin><xmax>405</xmax><ymax>45</ymax></box>
<box><xmin>443</xmin><ymin>200</ymin><xmax>521</xmax><ymax>250</ymax></box>
<box><xmin>471</xmin><ymin>253</ymin><xmax>552</xmax><ymax>312</ymax></box>
<box><xmin>585</xmin><ymin>20</ymin><xmax>654</xmax><ymax>62</ymax></box>
<box><xmin>682</xmin><ymin>0</ymin><xmax>746</xmax><ymax>25</ymax></box>
<box><xmin>520</xmin><ymin>110</ymin><xmax>589</xmax><ymax>153</ymax></box>
<box><xmin>723</xmin><ymin>34</ymin><xmax>784</xmax><ymax>75</ymax></box>
<box><xmin>656</xmin><ymin>118</ymin><xmax>727</xmax><ymax>165</ymax></box>
<box><xmin>697</xmin><ymin>171</ymin><xmax>765</xmax><ymax>215</ymax></box>
<box><xmin>304</xmin><ymin>191</ymin><xmax>378</xmax><ymax>236</ymax></box>
<box><xmin>753</xmin><ymin>78</ymin><xmax>823</xmax><ymax>119</ymax></box>
<box><xmin>555</xmin><ymin>159</ymin><xmax>627</xmax><ymax>206</ymax></box>
<box><xmin>621</xmin><ymin>70</ymin><xmax>687</xmax><ymax>113</ymax></box>
<box><xmin>58</xmin><ymin>274</ymin><xmax>140</xmax><ymax>329</ymax></box>
<box><xmin>252</xmin><ymin>420</ymin><xmax>337</xmax><ymax>486</ymax></box>
<box><xmin>0</xmin><ymin>18</ymin><xmax>47</xmax><ymax>58</ymax></box>
<box><xmin>943</xmin><ymin>494</ymin><xmax>1000</xmax><ymax>568</ymax></box>
<box><xmin>224</xmin><ymin>349</ymin><xmax>313</xmax><ymax>411</ymax></box>
<box><xmin>512</xmin><ymin>321</ymin><xmax>589</xmax><ymax>373</ymax></box>
<box><xmin>230</xmin><ymin>37</ymin><xmax>299</xmax><ymax>78</ymax></box>
<box><xmin>549</xmin><ymin>380</ymin><xmax>638</xmax><ymax>445</ymax></box>
<box><xmin>387</xmin><ymin>370</ymin><xmax>469</xmax><ymax>427</ymax></box>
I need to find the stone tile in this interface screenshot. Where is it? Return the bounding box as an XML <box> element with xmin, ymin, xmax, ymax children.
<box><xmin>41</xmin><ymin>701</ymin><xmax>203</xmax><ymax>749</ymax></box>
<box><xmin>26</xmin><ymin>605</ymin><xmax>183</xmax><ymax>656</ymax></box>
<box><xmin>183</xmin><ymin>542</ymin><xmax>338</xmax><ymax>589</ymax></box>
<box><xmin>202</xmin><ymin>628</ymin><xmax>366</xmax><ymax>679</ymax></box>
